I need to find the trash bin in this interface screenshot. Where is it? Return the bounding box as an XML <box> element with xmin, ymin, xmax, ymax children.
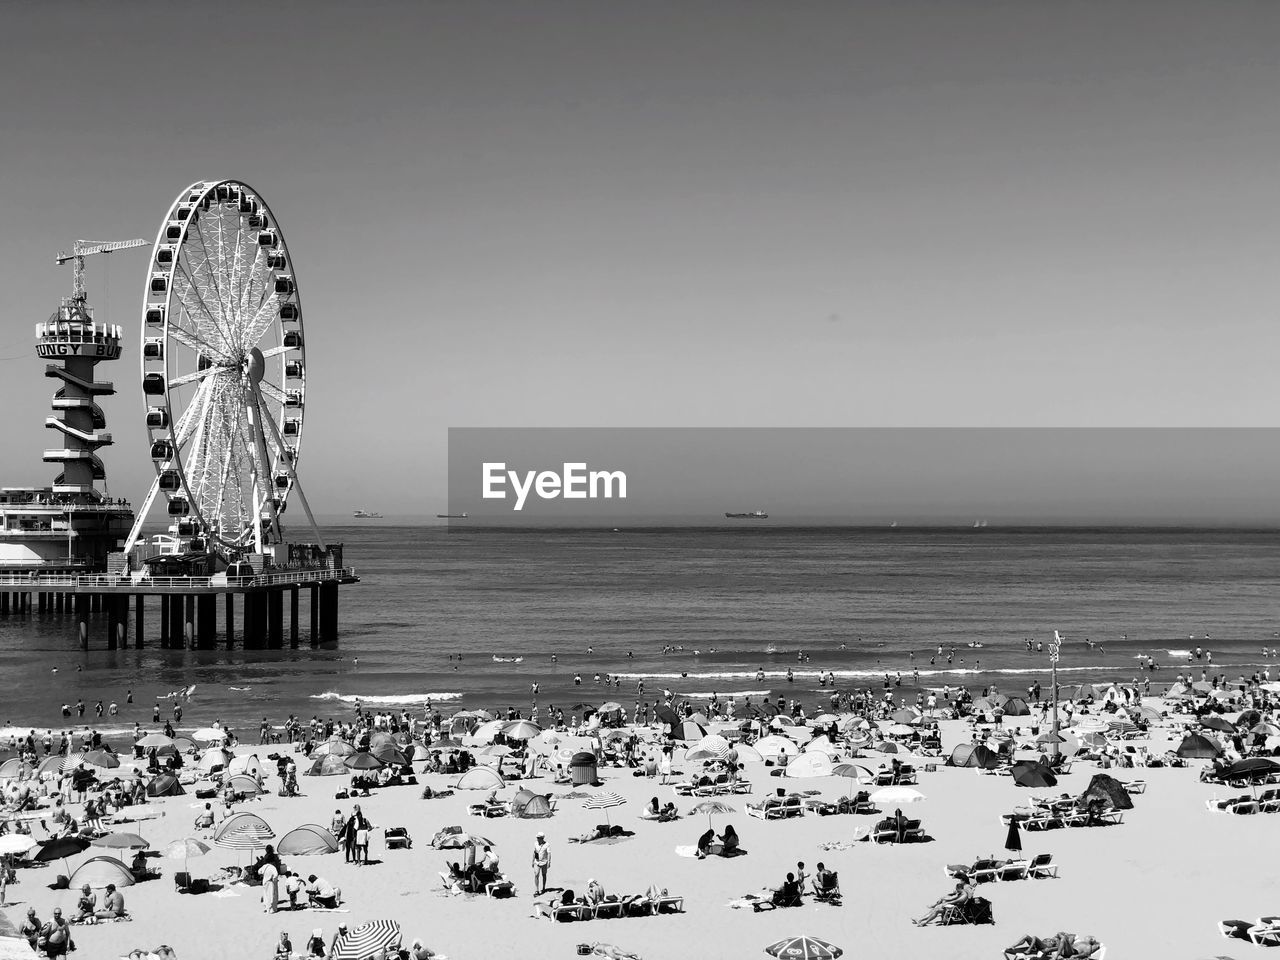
<box><xmin>570</xmin><ymin>751</ymin><xmax>598</xmax><ymax>787</ymax></box>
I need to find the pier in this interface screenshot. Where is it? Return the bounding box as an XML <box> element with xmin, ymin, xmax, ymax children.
<box><xmin>0</xmin><ymin>567</ymin><xmax>357</xmax><ymax>650</ymax></box>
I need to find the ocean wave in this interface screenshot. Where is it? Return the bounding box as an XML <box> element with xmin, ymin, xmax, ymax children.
<box><xmin>681</xmin><ymin>690</ymin><xmax>772</xmax><ymax>699</ymax></box>
<box><xmin>308</xmin><ymin>691</ymin><xmax>462</xmax><ymax>705</ymax></box>
<box><xmin>607</xmin><ymin>664</ymin><xmax>1175</xmax><ymax>684</ymax></box>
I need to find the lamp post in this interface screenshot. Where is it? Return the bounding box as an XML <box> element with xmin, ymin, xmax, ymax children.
<box><xmin>1049</xmin><ymin>630</ymin><xmax>1062</xmax><ymax>762</ymax></box>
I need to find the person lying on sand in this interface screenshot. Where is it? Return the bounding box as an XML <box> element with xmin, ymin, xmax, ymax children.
<box><xmin>591</xmin><ymin>943</ymin><xmax>642</xmax><ymax>960</ymax></box>
<box><xmin>1004</xmin><ymin>932</ymin><xmax>1101</xmax><ymax>958</ymax></box>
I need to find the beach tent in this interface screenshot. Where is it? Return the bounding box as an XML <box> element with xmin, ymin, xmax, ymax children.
<box><xmin>754</xmin><ymin>736</ymin><xmax>800</xmax><ymax>761</ymax></box>
<box><xmin>802</xmin><ymin>736</ymin><xmax>840</xmax><ymax>756</ymax></box>
<box><xmin>309</xmin><ymin>739</ymin><xmax>356</xmax><ymax>760</ymax></box>
<box><xmin>227</xmin><ymin>773</ymin><xmax>265</xmax><ymax>796</ymax></box>
<box><xmin>145</xmin><ymin>773</ymin><xmax>184</xmax><ymax>797</ymax></box>
<box><xmin>510</xmin><ymin>789</ymin><xmax>554</xmax><ymax>819</ymax></box>
<box><xmin>307</xmin><ymin>755</ymin><xmax>349</xmax><ymax>777</ymax></box>
<box><xmin>785</xmin><ymin>750</ymin><xmax>834</xmax><ymax>779</ymax></box>
<box><xmin>0</xmin><ymin>759</ymin><xmax>30</xmax><ymax>781</ymax></box>
<box><xmin>1002</xmin><ymin>698</ymin><xmax>1031</xmax><ymax>716</ymax></box>
<box><xmin>1010</xmin><ymin>759</ymin><xmax>1057</xmax><ymax>788</ymax></box>
<box><xmin>277</xmin><ymin>824</ymin><xmax>340</xmax><ymax>855</ymax></box>
<box><xmin>455</xmin><ymin>766</ymin><xmax>505</xmax><ymax>791</ymax></box>
<box><xmin>468</xmin><ymin>720</ymin><xmax>505</xmax><ymax>744</ymax></box>
<box><xmin>1175</xmin><ymin>732</ymin><xmax>1224</xmax><ymax>759</ymax></box>
<box><xmin>947</xmin><ymin>743</ymin><xmax>1000</xmax><ymax>769</ymax></box>
<box><xmin>676</xmin><ymin>720</ymin><xmax>707</xmax><ymax>741</ymax></box>
<box><xmin>172</xmin><ymin>736</ymin><xmax>197</xmax><ymax>754</ymax></box>
<box><xmin>227</xmin><ymin>754</ymin><xmax>264</xmax><ymax>778</ymax></box>
<box><xmin>214</xmin><ymin>811</ymin><xmax>272</xmax><ymax>842</ymax></box>
<box><xmin>197</xmin><ymin>748</ymin><xmax>232</xmax><ymax>775</ymax></box>
<box><xmin>733</xmin><ymin>743</ymin><xmax>764</xmax><ymax>763</ymax></box>
<box><xmin>68</xmin><ymin>855</ymin><xmax>135</xmax><ymax>889</ymax></box>
<box><xmin>1078</xmin><ymin>773</ymin><xmax>1134</xmax><ymax>811</ymax></box>
<box><xmin>35</xmin><ymin>755</ymin><xmax>65</xmax><ymax>777</ymax></box>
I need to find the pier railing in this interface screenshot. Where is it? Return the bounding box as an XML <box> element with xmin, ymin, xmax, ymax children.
<box><xmin>0</xmin><ymin>567</ymin><xmax>357</xmax><ymax>590</ymax></box>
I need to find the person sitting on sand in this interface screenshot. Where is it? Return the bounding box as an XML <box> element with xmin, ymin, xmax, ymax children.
<box><xmin>695</xmin><ymin>827</ymin><xmax>715</xmax><ymax>858</ymax></box>
<box><xmin>305</xmin><ymin>929</ymin><xmax>326</xmax><ymax>957</ymax></box>
<box><xmin>719</xmin><ymin>824</ymin><xmax>740</xmax><ymax>856</ymax></box>
<box><xmin>912</xmin><ymin>875</ymin><xmax>973</xmax><ymax>926</ymax></box>
<box><xmin>95</xmin><ymin>883</ymin><xmax>126</xmax><ymax>920</ymax></box>
<box><xmin>72</xmin><ymin>884</ymin><xmax>97</xmax><ymax>923</ymax></box>
<box><xmin>274</xmin><ymin>931</ymin><xmax>292</xmax><ymax>958</ymax></box>
<box><xmin>407</xmin><ymin>938</ymin><xmax>437</xmax><ymax>959</ymax></box>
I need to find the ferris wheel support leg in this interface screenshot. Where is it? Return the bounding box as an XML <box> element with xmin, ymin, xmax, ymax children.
<box><xmin>256</xmin><ymin>388</ymin><xmax>326</xmax><ymax>550</ymax></box>
<box><xmin>122</xmin><ymin>479</ymin><xmax>163</xmax><ymax>559</ymax></box>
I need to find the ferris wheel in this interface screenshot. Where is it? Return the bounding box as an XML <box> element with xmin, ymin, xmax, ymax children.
<box><xmin>122</xmin><ymin>179</ymin><xmax>323</xmax><ymax>560</ymax></box>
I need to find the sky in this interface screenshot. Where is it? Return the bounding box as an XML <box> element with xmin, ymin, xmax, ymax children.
<box><xmin>1</xmin><ymin>1</ymin><xmax>1279</xmax><ymax>521</ymax></box>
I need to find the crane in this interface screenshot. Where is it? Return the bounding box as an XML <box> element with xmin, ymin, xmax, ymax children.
<box><xmin>56</xmin><ymin>238</ymin><xmax>148</xmax><ymax>303</ymax></box>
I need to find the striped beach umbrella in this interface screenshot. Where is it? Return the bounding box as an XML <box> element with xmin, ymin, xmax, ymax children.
<box><xmin>502</xmin><ymin>720</ymin><xmax>542</xmax><ymax>740</ymax></box>
<box><xmin>330</xmin><ymin>920</ymin><xmax>402</xmax><ymax>960</ymax></box>
<box><xmin>688</xmin><ymin>799</ymin><xmax>735</xmax><ymax>827</ymax></box>
<box><xmin>60</xmin><ymin>752</ymin><xmax>86</xmax><ymax>773</ymax></box>
<box><xmin>765</xmin><ymin>935</ymin><xmax>843</xmax><ymax>959</ymax></box>
<box><xmin>583</xmin><ymin>791</ymin><xmax>626</xmax><ymax>826</ymax></box>
<box><xmin>214</xmin><ymin>821</ymin><xmax>275</xmax><ymax>851</ymax></box>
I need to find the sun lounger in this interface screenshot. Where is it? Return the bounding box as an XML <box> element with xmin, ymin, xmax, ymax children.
<box><xmin>1220</xmin><ymin>918</ymin><xmax>1254</xmax><ymax>940</ymax></box>
<box><xmin>901</xmin><ymin>819</ymin><xmax>925</xmax><ymax>842</ymax></box>
<box><xmin>485</xmin><ymin>876</ymin><xmax>515</xmax><ymax>898</ymax></box>
<box><xmin>731</xmin><ymin>780</ymin><xmax>752</xmax><ymax>794</ymax></box>
<box><xmin>1097</xmin><ymin>810</ymin><xmax>1124</xmax><ymax>825</ymax></box>
<box><xmin>1252</xmin><ymin>918</ymin><xmax>1280</xmax><ymax>946</ymax></box>
<box><xmin>999</xmin><ymin>860</ymin><xmax>1029</xmax><ymax>881</ymax></box>
<box><xmin>383</xmin><ymin>827</ymin><xmax>412</xmax><ymax>850</ymax></box>
<box><xmin>1021</xmin><ymin>814</ymin><xmax>1060</xmax><ymax>831</ymax></box>
<box><xmin>592</xmin><ymin>900</ymin><xmax>624</xmax><ymax>919</ymax></box>
<box><xmin>539</xmin><ymin>901</ymin><xmax>589</xmax><ymax>922</ymax></box>
<box><xmin>970</xmin><ymin>860</ymin><xmax>1001</xmax><ymax>884</ymax></box>
<box><xmin>1232</xmin><ymin>801</ymin><xmax>1260</xmax><ymax>815</ymax></box>
<box><xmin>1123</xmin><ymin>780</ymin><xmax>1146</xmax><ymax>795</ymax></box>
<box><xmin>670</xmin><ymin>782</ymin><xmax>696</xmax><ymax>797</ymax></box>
<box><xmin>1028</xmin><ymin>853</ymin><xmax>1058</xmax><ymax>879</ymax></box>
<box><xmin>656</xmin><ymin>895</ymin><xmax>684</xmax><ymax>913</ymax></box>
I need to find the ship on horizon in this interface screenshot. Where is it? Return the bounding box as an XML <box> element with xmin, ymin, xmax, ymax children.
<box><xmin>725</xmin><ymin>510</ymin><xmax>768</xmax><ymax>519</ymax></box>
<box><xmin>437</xmin><ymin>512</ymin><xmax>468</xmax><ymax>519</ymax></box>
<box><xmin>352</xmin><ymin>509</ymin><xmax>383</xmax><ymax>519</ymax></box>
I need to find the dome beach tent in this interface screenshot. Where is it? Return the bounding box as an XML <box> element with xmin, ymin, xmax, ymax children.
<box><xmin>69</xmin><ymin>855</ymin><xmax>135</xmax><ymax>889</ymax></box>
<box><xmin>145</xmin><ymin>773</ymin><xmax>185</xmax><ymax>797</ymax></box>
<box><xmin>226</xmin><ymin>773</ymin><xmax>265</xmax><ymax>796</ymax></box>
<box><xmin>786</xmin><ymin>751</ymin><xmax>835</xmax><ymax>779</ymax></box>
<box><xmin>455</xmin><ymin>766</ymin><xmax>505</xmax><ymax>790</ymax></box>
<box><xmin>277</xmin><ymin>824</ymin><xmax>340</xmax><ymax>855</ymax></box>
<box><xmin>307</xmin><ymin>755</ymin><xmax>350</xmax><ymax>777</ymax></box>
<box><xmin>511</xmin><ymin>789</ymin><xmax>554</xmax><ymax>819</ymax></box>
<box><xmin>227</xmin><ymin>754</ymin><xmax>264</xmax><ymax>778</ymax></box>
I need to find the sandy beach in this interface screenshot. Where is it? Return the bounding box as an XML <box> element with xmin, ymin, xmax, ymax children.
<box><xmin>2</xmin><ymin>701</ymin><xmax>1275</xmax><ymax>960</ymax></box>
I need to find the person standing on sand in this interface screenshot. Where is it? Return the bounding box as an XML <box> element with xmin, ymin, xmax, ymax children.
<box><xmin>531</xmin><ymin>832</ymin><xmax>550</xmax><ymax>895</ymax></box>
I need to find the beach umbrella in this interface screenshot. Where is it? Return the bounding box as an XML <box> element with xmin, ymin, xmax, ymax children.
<box><xmin>164</xmin><ymin>836</ymin><xmax>211</xmax><ymax>876</ymax></box>
<box><xmin>502</xmin><ymin>720</ymin><xmax>541</xmax><ymax>740</ymax></box>
<box><xmin>469</xmin><ymin>720</ymin><xmax>506</xmax><ymax>743</ymax></box>
<box><xmin>330</xmin><ymin>920</ymin><xmax>402</xmax><ymax>960</ymax></box>
<box><xmin>654</xmin><ymin>705</ymin><xmax>679</xmax><ymax>725</ymax></box>
<box><xmin>869</xmin><ymin>786</ymin><xmax>925</xmax><ymax>805</ymax></box>
<box><xmin>1005</xmin><ymin>818</ymin><xmax>1022</xmax><ymax>854</ymax></box>
<box><xmin>34</xmin><ymin>835</ymin><xmax>91</xmax><ymax>876</ymax></box>
<box><xmin>598</xmin><ymin>702</ymin><xmax>623</xmax><ymax>716</ymax></box>
<box><xmin>583</xmin><ymin>791</ymin><xmax>626</xmax><ymax>826</ymax></box>
<box><xmin>1250</xmin><ymin>721</ymin><xmax>1280</xmax><ymax>737</ymax></box>
<box><xmin>191</xmin><ymin>727</ymin><xmax>226</xmax><ymax>743</ymax></box>
<box><xmin>813</xmin><ymin>714</ymin><xmax>840</xmax><ymax>724</ymax></box>
<box><xmin>764</xmin><ymin>935</ymin><xmax>843</xmax><ymax>960</ymax></box>
<box><xmin>214</xmin><ymin>822</ymin><xmax>275</xmax><ymax>856</ymax></box>
<box><xmin>1222</xmin><ymin>757</ymin><xmax>1280</xmax><ymax>782</ymax></box>
<box><xmin>1036</xmin><ymin>731</ymin><xmax>1065</xmax><ymax>744</ymax></box>
<box><xmin>430</xmin><ymin>827</ymin><xmax>494</xmax><ymax>849</ymax></box>
<box><xmin>770</xmin><ymin>716</ymin><xmax>796</xmax><ymax>728</ymax></box>
<box><xmin>428</xmin><ymin>738</ymin><xmax>462</xmax><ymax>751</ymax></box>
<box><xmin>890</xmin><ymin>709</ymin><xmax>920</xmax><ymax>725</ymax></box>
<box><xmin>91</xmin><ymin>832</ymin><xmax>149</xmax><ymax>851</ymax></box>
<box><xmin>1176</xmin><ymin>732</ymin><xmax>1223</xmax><ymax>759</ymax></box>
<box><xmin>872</xmin><ymin>741</ymin><xmax>904</xmax><ymax>754</ymax></box>
<box><xmin>830</xmin><ymin>763</ymin><xmax>876</xmax><ymax>796</ymax></box>
<box><xmin>0</xmin><ymin>834</ymin><xmax>36</xmax><ymax>856</ymax></box>
<box><xmin>343</xmin><ymin>752</ymin><xmax>384</xmax><ymax>771</ymax></box>
<box><xmin>688</xmin><ymin>800</ymin><xmax>736</xmax><ymax>827</ymax></box>
<box><xmin>1191</xmin><ymin>681</ymin><xmax>1214</xmax><ymax>693</ymax></box>
<box><xmin>477</xmin><ymin>744</ymin><xmax>513</xmax><ymax>758</ymax></box>
<box><xmin>135</xmin><ymin>733</ymin><xmax>174</xmax><ymax>749</ymax></box>
<box><xmin>1200</xmin><ymin>716</ymin><xmax>1235</xmax><ymax>733</ymax></box>
<box><xmin>1079</xmin><ymin>732</ymin><xmax>1110</xmax><ymax>749</ymax></box>
<box><xmin>82</xmin><ymin>749</ymin><xmax>120</xmax><ymax>770</ymax></box>
<box><xmin>886</xmin><ymin>724</ymin><xmax>917</xmax><ymax>737</ymax></box>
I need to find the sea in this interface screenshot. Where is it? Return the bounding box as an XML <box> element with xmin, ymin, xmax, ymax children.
<box><xmin>1</xmin><ymin>524</ymin><xmax>1278</xmax><ymax>741</ymax></box>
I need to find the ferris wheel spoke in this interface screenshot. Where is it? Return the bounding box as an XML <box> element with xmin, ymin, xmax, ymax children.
<box><xmin>260</xmin><ymin>345</ymin><xmax>290</xmax><ymax>359</ymax></box>
<box><xmin>168</xmin><ymin>367</ymin><xmax>218</xmax><ymax>389</ymax></box>
<box><xmin>257</xmin><ymin>380</ymin><xmax>286</xmax><ymax>405</ymax></box>
<box><xmin>167</xmin><ymin>314</ymin><xmax>229</xmax><ymax>362</ymax></box>
<box><xmin>175</xmin><ymin>258</ymin><xmax>235</xmax><ymax>349</ymax></box>
<box><xmin>186</xmin><ymin>218</ymin><xmax>233</xmax><ymax>335</ymax></box>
